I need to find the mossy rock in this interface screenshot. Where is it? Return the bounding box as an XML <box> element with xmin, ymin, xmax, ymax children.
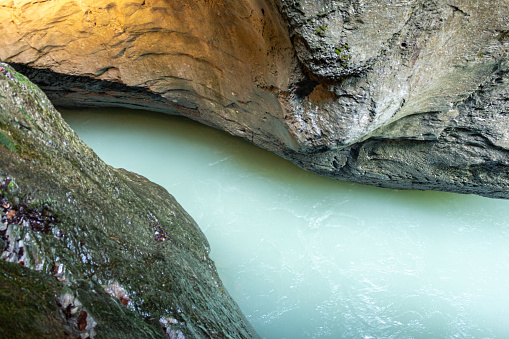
<box><xmin>0</xmin><ymin>63</ymin><xmax>258</xmax><ymax>338</ymax></box>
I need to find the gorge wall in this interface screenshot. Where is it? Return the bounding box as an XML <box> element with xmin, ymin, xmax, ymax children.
<box><xmin>0</xmin><ymin>63</ymin><xmax>258</xmax><ymax>338</ymax></box>
<box><xmin>1</xmin><ymin>0</ymin><xmax>509</xmax><ymax>198</ymax></box>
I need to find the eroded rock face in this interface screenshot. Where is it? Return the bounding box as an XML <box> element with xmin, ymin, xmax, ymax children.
<box><xmin>1</xmin><ymin>0</ymin><xmax>509</xmax><ymax>198</ymax></box>
<box><xmin>279</xmin><ymin>0</ymin><xmax>509</xmax><ymax>197</ymax></box>
<box><xmin>0</xmin><ymin>0</ymin><xmax>298</xmax><ymax>152</ymax></box>
<box><xmin>0</xmin><ymin>63</ymin><xmax>258</xmax><ymax>338</ymax></box>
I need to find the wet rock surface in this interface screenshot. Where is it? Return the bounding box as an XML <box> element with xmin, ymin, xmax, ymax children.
<box><xmin>0</xmin><ymin>0</ymin><xmax>508</xmax><ymax>198</ymax></box>
<box><xmin>0</xmin><ymin>63</ymin><xmax>258</xmax><ymax>338</ymax></box>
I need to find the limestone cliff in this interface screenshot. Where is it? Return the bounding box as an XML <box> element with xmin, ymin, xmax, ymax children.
<box><xmin>0</xmin><ymin>63</ymin><xmax>258</xmax><ymax>338</ymax></box>
<box><xmin>1</xmin><ymin>0</ymin><xmax>508</xmax><ymax>198</ymax></box>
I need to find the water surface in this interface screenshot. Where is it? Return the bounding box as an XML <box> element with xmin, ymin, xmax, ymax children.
<box><xmin>62</xmin><ymin>108</ymin><xmax>509</xmax><ymax>338</ymax></box>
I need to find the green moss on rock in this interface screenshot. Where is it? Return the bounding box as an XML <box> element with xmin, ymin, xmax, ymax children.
<box><xmin>0</xmin><ymin>130</ymin><xmax>16</xmax><ymax>151</ymax></box>
<box><xmin>0</xmin><ymin>261</ymin><xmax>69</xmax><ymax>339</ymax></box>
<box><xmin>0</xmin><ymin>63</ymin><xmax>258</xmax><ymax>338</ymax></box>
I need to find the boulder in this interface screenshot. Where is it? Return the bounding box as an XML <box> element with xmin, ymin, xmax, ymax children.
<box><xmin>1</xmin><ymin>0</ymin><xmax>508</xmax><ymax>198</ymax></box>
<box><xmin>0</xmin><ymin>63</ymin><xmax>258</xmax><ymax>338</ymax></box>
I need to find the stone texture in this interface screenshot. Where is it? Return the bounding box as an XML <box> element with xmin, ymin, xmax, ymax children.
<box><xmin>0</xmin><ymin>0</ymin><xmax>298</xmax><ymax>152</ymax></box>
<box><xmin>0</xmin><ymin>63</ymin><xmax>258</xmax><ymax>338</ymax></box>
<box><xmin>1</xmin><ymin>0</ymin><xmax>508</xmax><ymax>198</ymax></box>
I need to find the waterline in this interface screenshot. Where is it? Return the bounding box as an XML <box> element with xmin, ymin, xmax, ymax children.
<box><xmin>62</xmin><ymin>108</ymin><xmax>509</xmax><ymax>338</ymax></box>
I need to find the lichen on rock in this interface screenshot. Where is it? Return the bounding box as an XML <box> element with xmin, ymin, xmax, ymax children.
<box><xmin>0</xmin><ymin>63</ymin><xmax>258</xmax><ymax>338</ymax></box>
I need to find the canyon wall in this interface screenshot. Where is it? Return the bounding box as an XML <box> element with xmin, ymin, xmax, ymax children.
<box><xmin>0</xmin><ymin>63</ymin><xmax>257</xmax><ymax>338</ymax></box>
<box><xmin>1</xmin><ymin>0</ymin><xmax>508</xmax><ymax>198</ymax></box>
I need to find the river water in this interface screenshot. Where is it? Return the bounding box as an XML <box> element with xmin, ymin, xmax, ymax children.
<box><xmin>61</xmin><ymin>108</ymin><xmax>509</xmax><ymax>338</ymax></box>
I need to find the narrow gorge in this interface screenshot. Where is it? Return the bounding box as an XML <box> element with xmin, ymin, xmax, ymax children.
<box><xmin>1</xmin><ymin>0</ymin><xmax>509</xmax><ymax>338</ymax></box>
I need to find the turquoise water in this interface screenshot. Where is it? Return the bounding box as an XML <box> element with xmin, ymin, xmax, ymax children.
<box><xmin>62</xmin><ymin>108</ymin><xmax>509</xmax><ymax>338</ymax></box>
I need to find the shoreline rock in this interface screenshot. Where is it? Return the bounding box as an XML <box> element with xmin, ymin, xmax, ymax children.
<box><xmin>0</xmin><ymin>63</ymin><xmax>258</xmax><ymax>338</ymax></box>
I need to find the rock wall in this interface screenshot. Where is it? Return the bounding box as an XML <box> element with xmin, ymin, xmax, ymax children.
<box><xmin>1</xmin><ymin>0</ymin><xmax>508</xmax><ymax>198</ymax></box>
<box><xmin>0</xmin><ymin>63</ymin><xmax>258</xmax><ymax>338</ymax></box>
<box><xmin>1</xmin><ymin>0</ymin><xmax>298</xmax><ymax>152</ymax></box>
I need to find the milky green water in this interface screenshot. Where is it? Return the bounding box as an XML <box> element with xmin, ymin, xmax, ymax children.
<box><xmin>61</xmin><ymin>108</ymin><xmax>509</xmax><ymax>339</ymax></box>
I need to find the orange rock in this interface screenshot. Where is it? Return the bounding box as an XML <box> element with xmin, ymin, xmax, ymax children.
<box><xmin>5</xmin><ymin>209</ymin><xmax>16</xmax><ymax>220</ymax></box>
<box><xmin>77</xmin><ymin>310</ymin><xmax>88</xmax><ymax>331</ymax></box>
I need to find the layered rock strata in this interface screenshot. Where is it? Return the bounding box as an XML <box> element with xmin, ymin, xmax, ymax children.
<box><xmin>0</xmin><ymin>63</ymin><xmax>258</xmax><ymax>338</ymax></box>
<box><xmin>1</xmin><ymin>0</ymin><xmax>508</xmax><ymax>198</ymax></box>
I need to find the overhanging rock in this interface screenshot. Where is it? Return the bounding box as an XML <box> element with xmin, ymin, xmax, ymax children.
<box><xmin>1</xmin><ymin>0</ymin><xmax>508</xmax><ymax>198</ymax></box>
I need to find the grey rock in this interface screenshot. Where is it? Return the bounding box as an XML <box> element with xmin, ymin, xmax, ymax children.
<box><xmin>0</xmin><ymin>0</ymin><xmax>508</xmax><ymax>198</ymax></box>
